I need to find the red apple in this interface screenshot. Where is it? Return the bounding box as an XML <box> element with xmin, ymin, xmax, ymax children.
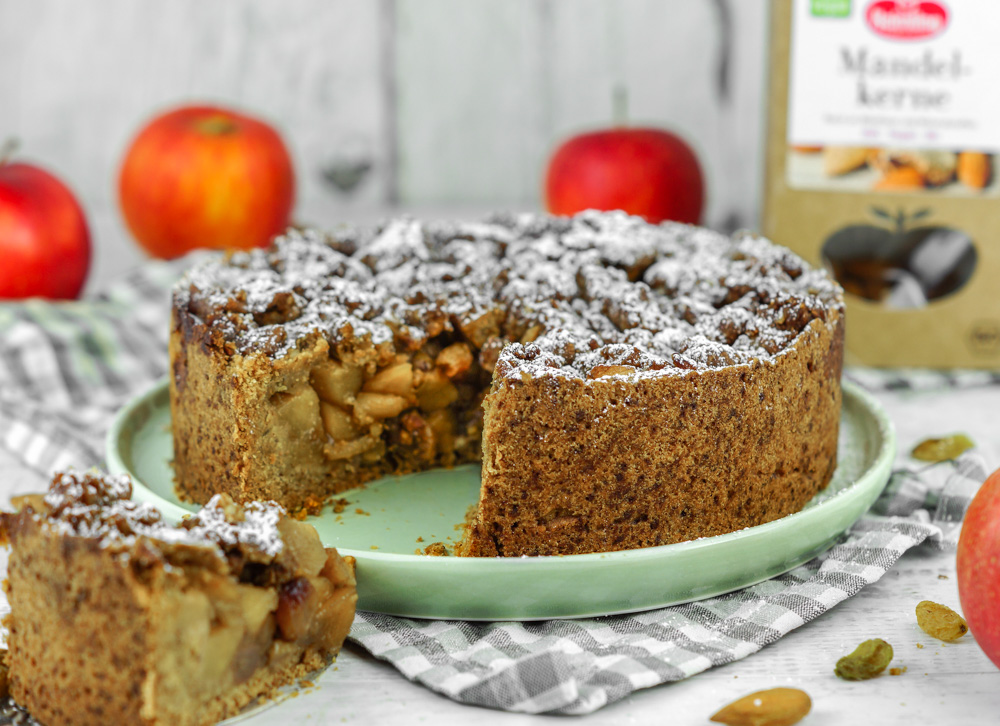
<box><xmin>0</xmin><ymin>156</ymin><xmax>91</xmax><ymax>299</ymax></box>
<box><xmin>957</xmin><ymin>466</ymin><xmax>1000</xmax><ymax>669</ymax></box>
<box><xmin>119</xmin><ymin>104</ymin><xmax>295</xmax><ymax>259</ymax></box>
<box><xmin>545</xmin><ymin>127</ymin><xmax>705</xmax><ymax>225</ymax></box>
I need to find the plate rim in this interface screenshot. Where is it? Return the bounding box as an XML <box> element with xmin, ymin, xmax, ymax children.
<box><xmin>106</xmin><ymin>378</ymin><xmax>895</xmax><ymax>569</ymax></box>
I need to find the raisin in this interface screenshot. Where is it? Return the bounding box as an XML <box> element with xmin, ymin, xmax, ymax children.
<box><xmin>916</xmin><ymin>600</ymin><xmax>968</xmax><ymax>642</ymax></box>
<box><xmin>911</xmin><ymin>434</ymin><xmax>975</xmax><ymax>462</ymax></box>
<box><xmin>834</xmin><ymin>639</ymin><xmax>893</xmax><ymax>680</ymax></box>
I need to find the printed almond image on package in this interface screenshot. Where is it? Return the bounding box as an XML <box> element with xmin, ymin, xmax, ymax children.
<box><xmin>763</xmin><ymin>0</ymin><xmax>1000</xmax><ymax>368</ymax></box>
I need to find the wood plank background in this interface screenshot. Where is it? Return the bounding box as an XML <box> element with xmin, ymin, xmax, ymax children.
<box><xmin>0</xmin><ymin>0</ymin><xmax>769</xmax><ymax>288</ymax></box>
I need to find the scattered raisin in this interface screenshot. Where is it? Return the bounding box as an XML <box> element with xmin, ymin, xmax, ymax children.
<box><xmin>916</xmin><ymin>600</ymin><xmax>968</xmax><ymax>642</ymax></box>
<box><xmin>834</xmin><ymin>639</ymin><xmax>894</xmax><ymax>680</ymax></box>
<box><xmin>709</xmin><ymin>687</ymin><xmax>811</xmax><ymax>726</ymax></box>
<box><xmin>911</xmin><ymin>434</ymin><xmax>975</xmax><ymax>462</ymax></box>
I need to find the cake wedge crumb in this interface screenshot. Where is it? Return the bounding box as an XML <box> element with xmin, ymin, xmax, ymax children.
<box><xmin>0</xmin><ymin>470</ymin><xmax>357</xmax><ymax>726</ymax></box>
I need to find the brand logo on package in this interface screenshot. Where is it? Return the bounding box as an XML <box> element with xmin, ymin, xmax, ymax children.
<box><xmin>866</xmin><ymin>0</ymin><xmax>948</xmax><ymax>40</ymax></box>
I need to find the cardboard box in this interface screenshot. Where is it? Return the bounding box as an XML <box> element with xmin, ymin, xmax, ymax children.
<box><xmin>762</xmin><ymin>0</ymin><xmax>1000</xmax><ymax>368</ymax></box>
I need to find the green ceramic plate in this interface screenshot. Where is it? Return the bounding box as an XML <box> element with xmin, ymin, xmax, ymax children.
<box><xmin>106</xmin><ymin>379</ymin><xmax>895</xmax><ymax>621</ymax></box>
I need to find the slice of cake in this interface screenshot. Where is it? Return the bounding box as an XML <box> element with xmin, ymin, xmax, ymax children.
<box><xmin>170</xmin><ymin>211</ymin><xmax>844</xmax><ymax>556</ymax></box>
<box><xmin>0</xmin><ymin>470</ymin><xmax>356</xmax><ymax>726</ymax></box>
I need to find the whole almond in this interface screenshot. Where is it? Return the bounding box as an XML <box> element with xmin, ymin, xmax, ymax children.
<box><xmin>710</xmin><ymin>687</ymin><xmax>811</xmax><ymax>726</ymax></box>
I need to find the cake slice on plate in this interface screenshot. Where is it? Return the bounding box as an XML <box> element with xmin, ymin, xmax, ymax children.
<box><xmin>0</xmin><ymin>469</ymin><xmax>356</xmax><ymax>726</ymax></box>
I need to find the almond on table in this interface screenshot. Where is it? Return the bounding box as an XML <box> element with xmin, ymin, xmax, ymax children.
<box><xmin>710</xmin><ymin>687</ymin><xmax>811</xmax><ymax>726</ymax></box>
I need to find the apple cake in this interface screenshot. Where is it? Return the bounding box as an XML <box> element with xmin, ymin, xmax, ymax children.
<box><xmin>170</xmin><ymin>211</ymin><xmax>844</xmax><ymax>557</ymax></box>
<box><xmin>0</xmin><ymin>470</ymin><xmax>356</xmax><ymax>726</ymax></box>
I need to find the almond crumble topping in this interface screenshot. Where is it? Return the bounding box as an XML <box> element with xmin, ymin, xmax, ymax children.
<box><xmin>174</xmin><ymin>211</ymin><xmax>842</xmax><ymax>381</ymax></box>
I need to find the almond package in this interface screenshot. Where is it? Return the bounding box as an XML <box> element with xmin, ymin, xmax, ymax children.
<box><xmin>763</xmin><ymin>0</ymin><xmax>1000</xmax><ymax>368</ymax></box>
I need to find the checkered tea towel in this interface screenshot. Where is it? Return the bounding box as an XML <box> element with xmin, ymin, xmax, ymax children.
<box><xmin>0</xmin><ymin>260</ymin><xmax>993</xmax><ymax>716</ymax></box>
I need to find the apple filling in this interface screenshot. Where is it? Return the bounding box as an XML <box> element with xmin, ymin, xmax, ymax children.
<box><xmin>269</xmin><ymin>311</ymin><xmax>524</xmax><ymax>486</ymax></box>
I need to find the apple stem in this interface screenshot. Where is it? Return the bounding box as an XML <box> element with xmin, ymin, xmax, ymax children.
<box><xmin>613</xmin><ymin>84</ymin><xmax>629</xmax><ymax>127</ymax></box>
<box><xmin>0</xmin><ymin>138</ymin><xmax>19</xmax><ymax>167</ymax></box>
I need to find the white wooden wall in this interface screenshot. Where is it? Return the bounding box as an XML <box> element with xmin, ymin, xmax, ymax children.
<box><xmin>0</xmin><ymin>0</ymin><xmax>769</xmax><ymax>287</ymax></box>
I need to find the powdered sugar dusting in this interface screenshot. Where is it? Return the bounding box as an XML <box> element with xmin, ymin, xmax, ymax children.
<box><xmin>40</xmin><ymin>470</ymin><xmax>284</xmax><ymax>559</ymax></box>
<box><xmin>177</xmin><ymin>494</ymin><xmax>284</xmax><ymax>557</ymax></box>
<box><xmin>173</xmin><ymin>210</ymin><xmax>843</xmax><ymax>380</ymax></box>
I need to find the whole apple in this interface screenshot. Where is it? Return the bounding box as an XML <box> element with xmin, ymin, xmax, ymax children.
<box><xmin>0</xmin><ymin>157</ymin><xmax>91</xmax><ymax>299</ymax></box>
<box><xmin>545</xmin><ymin>127</ymin><xmax>704</xmax><ymax>225</ymax></box>
<box><xmin>957</xmin><ymin>466</ymin><xmax>1000</xmax><ymax>669</ymax></box>
<box><xmin>119</xmin><ymin>105</ymin><xmax>295</xmax><ymax>259</ymax></box>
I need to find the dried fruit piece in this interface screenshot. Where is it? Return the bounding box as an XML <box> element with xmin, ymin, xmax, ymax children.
<box><xmin>275</xmin><ymin>574</ymin><xmax>344</xmax><ymax>644</ymax></box>
<box><xmin>916</xmin><ymin>600</ymin><xmax>968</xmax><ymax>642</ymax></box>
<box><xmin>834</xmin><ymin>638</ymin><xmax>893</xmax><ymax>680</ymax></box>
<box><xmin>911</xmin><ymin>433</ymin><xmax>975</xmax><ymax>462</ymax></box>
<box><xmin>709</xmin><ymin>687</ymin><xmax>811</xmax><ymax>726</ymax></box>
<box><xmin>275</xmin><ymin>577</ymin><xmax>323</xmax><ymax>641</ymax></box>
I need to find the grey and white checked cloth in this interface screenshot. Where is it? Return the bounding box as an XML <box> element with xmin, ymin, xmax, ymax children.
<box><xmin>0</xmin><ymin>261</ymin><xmax>993</xmax><ymax>716</ymax></box>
